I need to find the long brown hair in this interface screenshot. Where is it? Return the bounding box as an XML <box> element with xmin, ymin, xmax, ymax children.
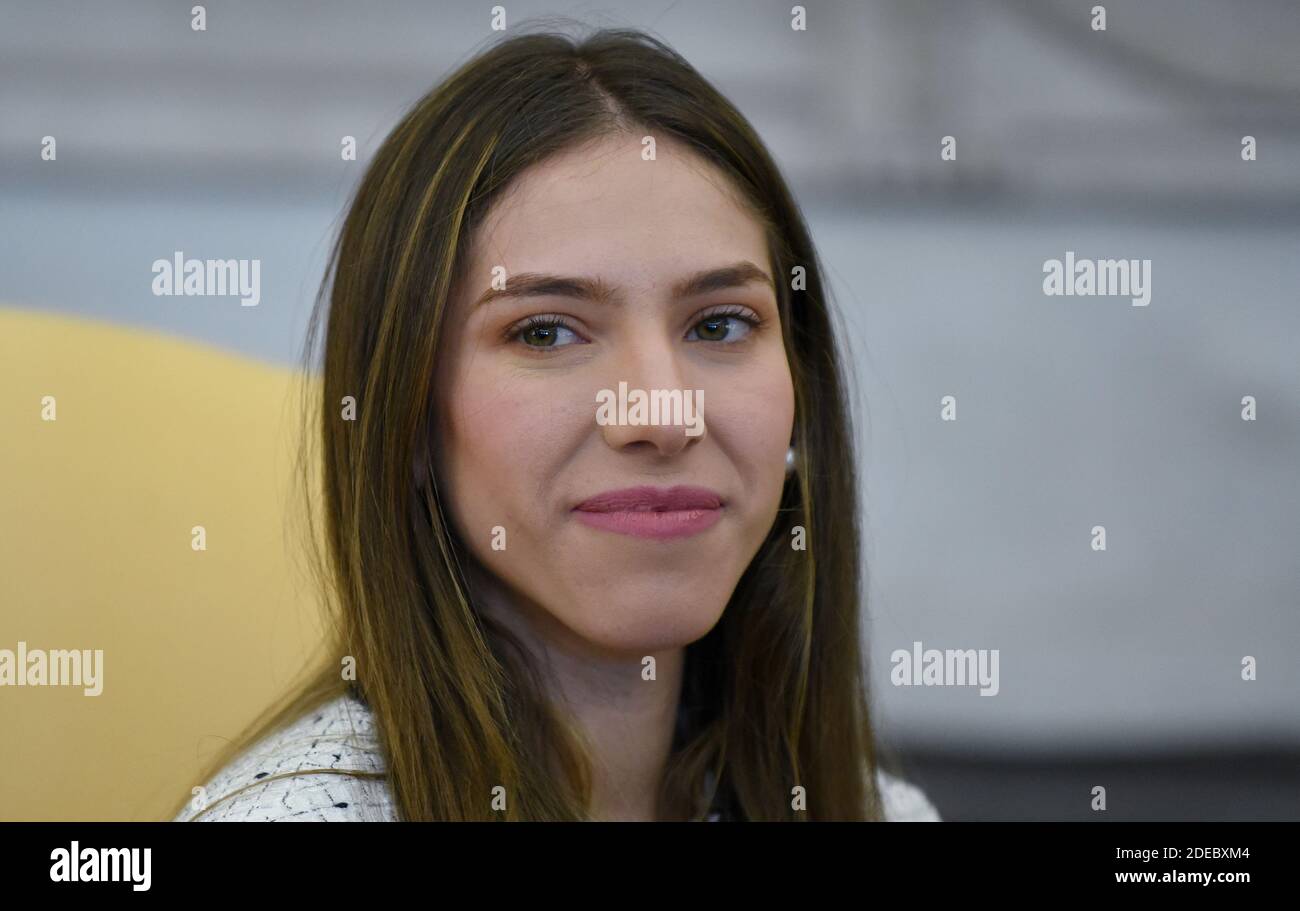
<box><xmin>175</xmin><ymin>23</ymin><xmax>885</xmax><ymax>822</ymax></box>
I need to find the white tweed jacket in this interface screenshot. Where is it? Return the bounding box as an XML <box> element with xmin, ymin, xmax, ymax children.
<box><xmin>174</xmin><ymin>692</ymin><xmax>941</xmax><ymax>822</ymax></box>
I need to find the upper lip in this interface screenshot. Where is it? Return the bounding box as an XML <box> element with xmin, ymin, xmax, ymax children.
<box><xmin>574</xmin><ymin>485</ymin><xmax>723</xmax><ymax>512</ymax></box>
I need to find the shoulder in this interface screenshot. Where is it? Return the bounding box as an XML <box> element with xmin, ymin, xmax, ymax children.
<box><xmin>874</xmin><ymin>768</ymin><xmax>942</xmax><ymax>822</ymax></box>
<box><xmin>174</xmin><ymin>692</ymin><xmax>397</xmax><ymax>822</ymax></box>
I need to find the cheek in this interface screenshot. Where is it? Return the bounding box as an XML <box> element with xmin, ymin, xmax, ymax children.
<box><xmin>713</xmin><ymin>350</ymin><xmax>796</xmax><ymax>469</ymax></box>
<box><xmin>446</xmin><ymin>387</ymin><xmax>530</xmax><ymax>533</ymax></box>
<box><xmin>441</xmin><ymin>367</ymin><xmax>582</xmax><ymax>545</ymax></box>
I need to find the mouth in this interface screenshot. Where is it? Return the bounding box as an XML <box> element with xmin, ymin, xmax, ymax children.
<box><xmin>572</xmin><ymin>485</ymin><xmax>724</xmax><ymax>540</ymax></box>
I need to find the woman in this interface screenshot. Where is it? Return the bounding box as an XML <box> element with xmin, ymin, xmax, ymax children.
<box><xmin>171</xmin><ymin>25</ymin><xmax>939</xmax><ymax>822</ymax></box>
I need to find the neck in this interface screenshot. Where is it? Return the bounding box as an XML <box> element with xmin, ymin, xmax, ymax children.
<box><xmin>468</xmin><ymin>564</ymin><xmax>686</xmax><ymax>822</ymax></box>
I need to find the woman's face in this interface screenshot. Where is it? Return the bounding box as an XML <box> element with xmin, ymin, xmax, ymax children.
<box><xmin>434</xmin><ymin>131</ymin><xmax>795</xmax><ymax>656</ymax></box>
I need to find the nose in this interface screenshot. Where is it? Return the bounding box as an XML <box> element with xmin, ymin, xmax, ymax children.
<box><xmin>596</xmin><ymin>335</ymin><xmax>707</xmax><ymax>457</ymax></box>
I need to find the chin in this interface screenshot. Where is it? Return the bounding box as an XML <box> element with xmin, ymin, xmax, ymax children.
<box><xmin>567</xmin><ymin>592</ymin><xmax>730</xmax><ymax>654</ymax></box>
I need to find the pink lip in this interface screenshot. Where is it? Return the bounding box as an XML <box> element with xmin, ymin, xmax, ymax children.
<box><xmin>573</xmin><ymin>485</ymin><xmax>724</xmax><ymax>540</ymax></box>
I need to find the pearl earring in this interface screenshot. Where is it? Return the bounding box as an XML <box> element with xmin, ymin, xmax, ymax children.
<box><xmin>785</xmin><ymin>445</ymin><xmax>796</xmax><ymax>476</ymax></box>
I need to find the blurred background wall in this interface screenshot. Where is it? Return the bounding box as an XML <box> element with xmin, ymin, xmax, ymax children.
<box><xmin>2</xmin><ymin>0</ymin><xmax>1298</xmax><ymax>820</ymax></box>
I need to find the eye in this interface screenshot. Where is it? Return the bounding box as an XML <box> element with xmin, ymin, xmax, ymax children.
<box><xmin>687</xmin><ymin>306</ymin><xmax>761</xmax><ymax>343</ymax></box>
<box><xmin>511</xmin><ymin>316</ymin><xmax>583</xmax><ymax>349</ymax></box>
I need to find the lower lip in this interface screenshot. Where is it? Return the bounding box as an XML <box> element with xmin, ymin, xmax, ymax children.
<box><xmin>573</xmin><ymin>507</ymin><xmax>723</xmax><ymax>540</ymax></box>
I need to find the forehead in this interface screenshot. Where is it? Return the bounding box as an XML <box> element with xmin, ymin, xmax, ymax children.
<box><xmin>462</xmin><ymin>132</ymin><xmax>770</xmax><ymax>289</ymax></box>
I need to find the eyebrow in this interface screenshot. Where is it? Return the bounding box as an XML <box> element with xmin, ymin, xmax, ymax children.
<box><xmin>472</xmin><ymin>260</ymin><xmax>775</xmax><ymax>310</ymax></box>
